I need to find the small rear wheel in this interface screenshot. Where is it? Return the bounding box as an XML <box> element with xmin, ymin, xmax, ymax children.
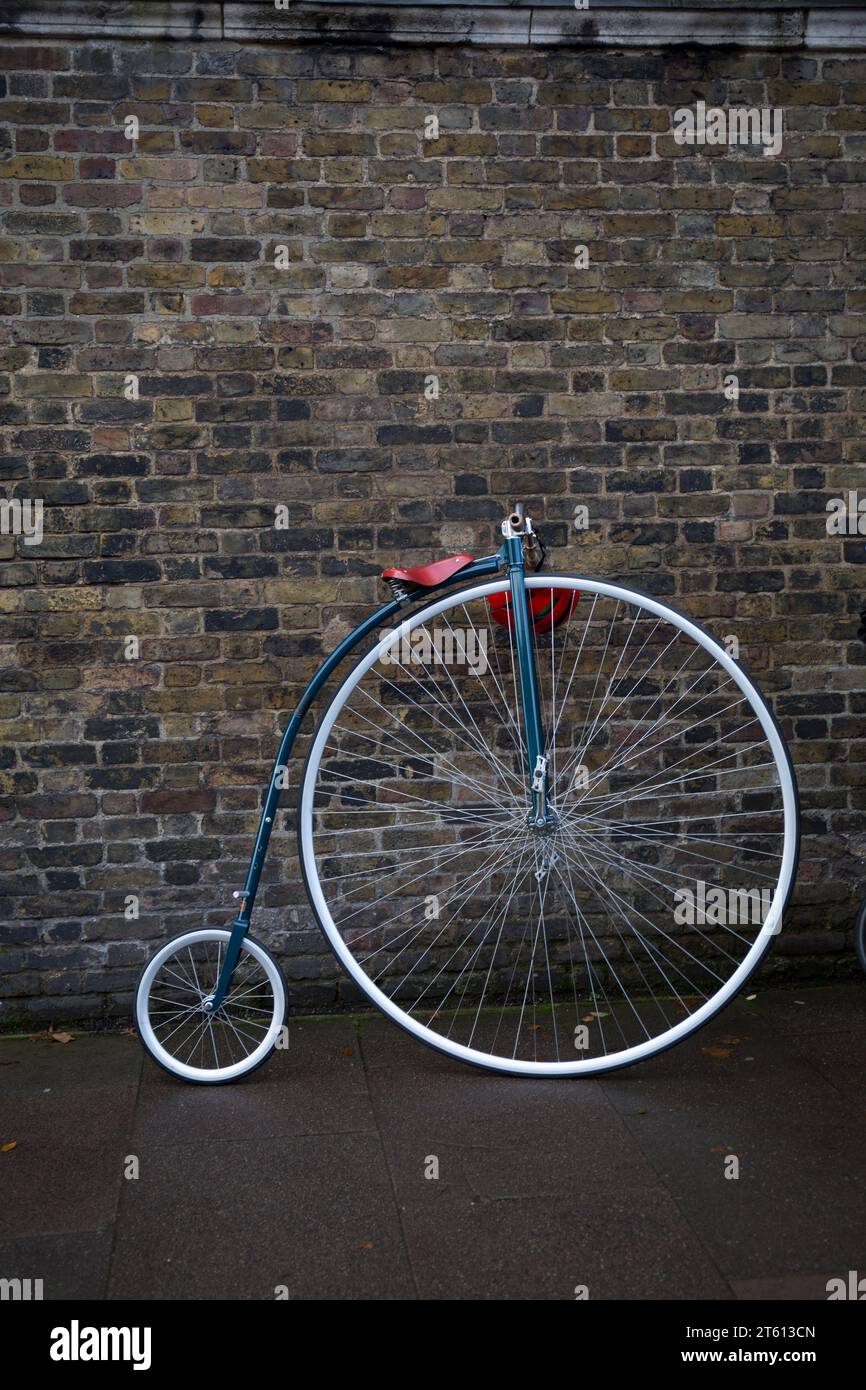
<box><xmin>135</xmin><ymin>929</ymin><xmax>287</xmax><ymax>1084</ymax></box>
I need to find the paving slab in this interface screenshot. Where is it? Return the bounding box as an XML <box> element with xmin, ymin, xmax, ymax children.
<box><xmin>364</xmin><ymin>1072</ymin><xmax>660</xmax><ymax>1195</ymax></box>
<box><xmin>107</xmin><ymin>1134</ymin><xmax>415</xmax><ymax>1300</ymax></box>
<box><xmin>350</xmin><ymin>1011</ymin><xmax>462</xmax><ymax>1073</ymax></box>
<box><xmin>786</xmin><ymin>1027</ymin><xmax>866</xmax><ymax>1102</ymax></box>
<box><xmin>721</xmin><ymin>983</ymin><xmax>866</xmax><ymax>1036</ymax></box>
<box><xmin>0</xmin><ymin>1230</ymin><xmax>113</xmax><ymax>1301</ymax></box>
<box><xmin>133</xmin><ymin>1017</ymin><xmax>376</xmax><ymax>1145</ymax></box>
<box><xmin>0</xmin><ymin>982</ymin><xmax>864</xmax><ymax>1300</ymax></box>
<box><xmin>730</xmin><ymin>1272</ymin><xmax>844</xmax><ymax>1300</ymax></box>
<box><xmin>396</xmin><ymin>1186</ymin><xmax>732</xmax><ymax>1300</ymax></box>
<box><xmin>0</xmin><ymin>1033</ymin><xmax>142</xmax><ymax>1092</ymax></box>
<box><xmin>1</xmin><ymin>1143</ymin><xmax>124</xmax><ymax>1240</ymax></box>
<box><xmin>598</xmin><ymin>1014</ymin><xmax>866</xmax><ymax>1280</ymax></box>
<box><xmin>0</xmin><ymin>1085</ymin><xmax>138</xmax><ymax>1148</ymax></box>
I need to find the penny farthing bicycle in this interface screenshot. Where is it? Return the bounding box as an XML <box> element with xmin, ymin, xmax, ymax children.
<box><xmin>135</xmin><ymin>504</ymin><xmax>800</xmax><ymax>1082</ymax></box>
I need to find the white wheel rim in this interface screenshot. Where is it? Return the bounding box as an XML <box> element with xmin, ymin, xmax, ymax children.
<box><xmin>136</xmin><ymin>929</ymin><xmax>285</xmax><ymax>1082</ymax></box>
<box><xmin>300</xmin><ymin>575</ymin><xmax>798</xmax><ymax>1076</ymax></box>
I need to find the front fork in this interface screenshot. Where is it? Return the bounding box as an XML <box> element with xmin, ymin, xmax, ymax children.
<box><xmin>208</xmin><ymin>713</ymin><xmax>301</xmax><ymax>1012</ymax></box>
<box><xmin>503</xmin><ymin>532</ymin><xmax>551</xmax><ymax>828</ymax></box>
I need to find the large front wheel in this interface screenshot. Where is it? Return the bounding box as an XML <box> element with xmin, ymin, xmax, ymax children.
<box><xmin>299</xmin><ymin>574</ymin><xmax>799</xmax><ymax>1077</ymax></box>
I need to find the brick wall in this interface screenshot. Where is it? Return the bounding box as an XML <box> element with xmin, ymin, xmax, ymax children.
<box><xmin>0</xmin><ymin>34</ymin><xmax>864</xmax><ymax>1025</ymax></box>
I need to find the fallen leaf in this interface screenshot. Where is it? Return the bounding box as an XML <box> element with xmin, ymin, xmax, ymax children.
<box><xmin>719</xmin><ymin>1036</ymin><xmax>741</xmax><ymax>1045</ymax></box>
<box><xmin>702</xmin><ymin>1046</ymin><xmax>733</xmax><ymax>1059</ymax></box>
<box><xmin>581</xmin><ymin>1012</ymin><xmax>609</xmax><ymax>1021</ymax></box>
<box><xmin>357</xmin><ymin>1241</ymin><xmax>374</xmax><ymax>1250</ymax></box>
<box><xmin>51</xmin><ymin>1032</ymin><xmax>74</xmax><ymax>1044</ymax></box>
<box><xmin>1</xmin><ymin>1141</ymin><xmax>16</xmax><ymax>1153</ymax></box>
<box><xmin>337</xmin><ymin>1046</ymin><xmax>354</xmax><ymax>1057</ymax></box>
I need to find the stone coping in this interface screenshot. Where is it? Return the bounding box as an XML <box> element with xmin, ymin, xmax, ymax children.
<box><xmin>1</xmin><ymin>1</ymin><xmax>865</xmax><ymax>50</ymax></box>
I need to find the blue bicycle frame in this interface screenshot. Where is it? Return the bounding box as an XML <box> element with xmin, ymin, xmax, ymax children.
<box><xmin>209</xmin><ymin>530</ymin><xmax>547</xmax><ymax>1010</ymax></box>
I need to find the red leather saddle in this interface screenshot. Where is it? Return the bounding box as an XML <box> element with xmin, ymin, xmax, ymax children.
<box><xmin>382</xmin><ymin>554</ymin><xmax>475</xmax><ymax>588</ymax></box>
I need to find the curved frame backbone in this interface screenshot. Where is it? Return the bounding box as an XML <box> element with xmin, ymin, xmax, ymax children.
<box><xmin>209</xmin><ymin>550</ymin><xmax>507</xmax><ymax>1007</ymax></box>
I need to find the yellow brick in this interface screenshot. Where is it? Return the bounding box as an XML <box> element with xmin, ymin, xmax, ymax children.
<box><xmin>195</xmin><ymin>104</ymin><xmax>234</xmax><ymax>128</ymax></box>
<box><xmin>129</xmin><ymin>212</ymin><xmax>205</xmax><ymax>235</ymax></box>
<box><xmin>0</xmin><ymin>155</ymin><xmax>73</xmax><ymax>180</ymax></box>
<box><xmin>128</xmin><ymin>265</ymin><xmax>206</xmax><ymax>288</ymax></box>
<box><xmin>119</xmin><ymin>157</ymin><xmax>198</xmax><ymax>181</ymax></box>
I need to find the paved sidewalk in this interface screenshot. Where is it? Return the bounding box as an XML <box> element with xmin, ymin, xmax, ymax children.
<box><xmin>1</xmin><ymin>982</ymin><xmax>864</xmax><ymax>1300</ymax></box>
